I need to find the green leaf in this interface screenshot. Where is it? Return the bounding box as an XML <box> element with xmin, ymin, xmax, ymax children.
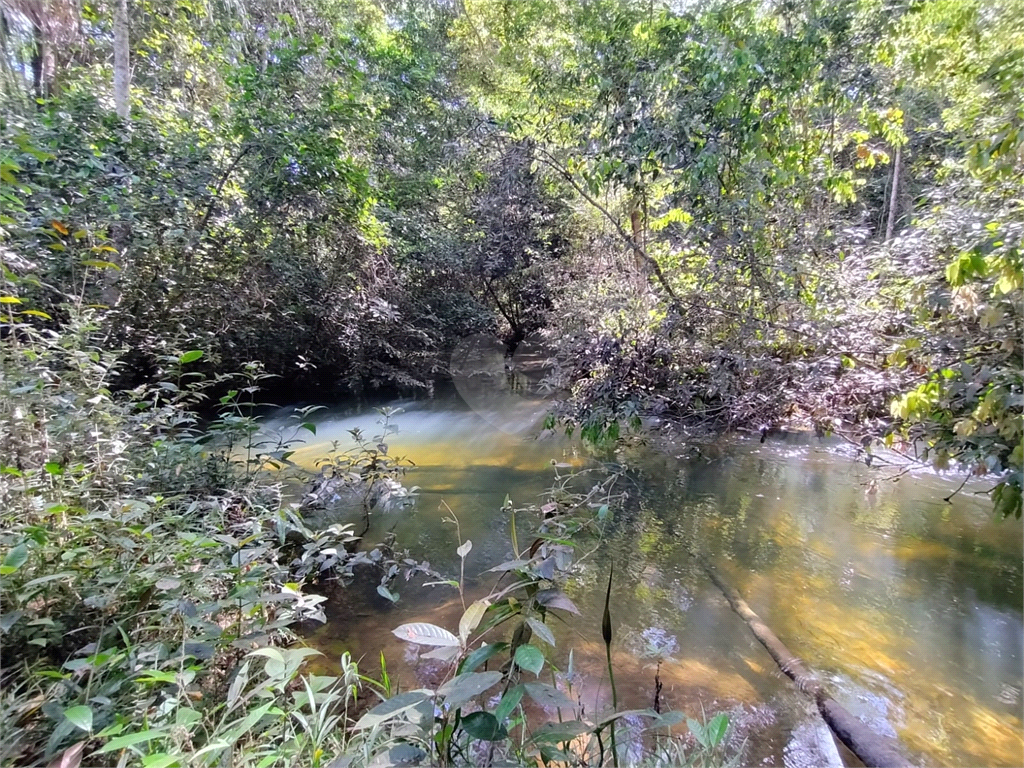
<box><xmin>19</xmin><ymin>309</ymin><xmax>52</xmax><ymax>320</ymax></box>
<box><xmin>141</xmin><ymin>754</ymin><xmax>181</xmax><ymax>768</ymax></box>
<box><xmin>528</xmin><ymin>720</ymin><xmax>590</xmax><ymax>745</ymax></box>
<box><xmin>301</xmin><ymin>422</ymin><xmax>316</xmax><ymax>435</ymax></box>
<box><xmin>994</xmin><ymin>481</ymin><xmax>1022</xmax><ymax>519</ymax></box>
<box><xmin>377</xmin><ymin>584</ymin><xmax>399</xmax><ymax>602</ymax></box>
<box><xmin>178</xmin><ymin>350</ymin><xmax>204</xmax><ymax>364</ymax></box>
<box><xmin>524</xmin><ymin>682</ymin><xmax>575</xmax><ymax>710</ymax></box>
<box><xmin>493</xmin><ymin>684</ymin><xmax>525</xmax><ymax>723</ymax></box>
<box><xmin>458</xmin><ymin>642</ymin><xmax>507</xmax><ymax>674</ymax></box>
<box><xmin>461</xmin><ymin>711</ymin><xmax>507</xmax><ymax>741</ymax></box>
<box><xmin>219</xmin><ymin>702</ymin><xmax>275</xmax><ymax>745</ymax></box>
<box><xmin>63</xmin><ymin>705</ymin><xmax>93</xmax><ymax>732</ymax></box>
<box><xmin>80</xmin><ymin>259</ymin><xmax>120</xmax><ymax>270</ymax></box>
<box><xmin>514</xmin><ymin>644</ymin><xmax>544</xmax><ymax>676</ymax></box>
<box><xmin>44</xmin><ymin>461</ymin><xmax>64</xmax><ymax>475</ymax></box>
<box><xmin>98</xmin><ymin>729</ymin><xmax>166</xmax><ymax>753</ymax></box>
<box><xmin>459</xmin><ymin>600</ymin><xmax>489</xmax><ymax>643</ymax></box>
<box><xmin>687</xmin><ymin>716</ymin><xmax>710</xmax><ymax>748</ymax></box>
<box><xmin>437</xmin><ymin>671</ymin><xmax>503</xmax><ymax>710</ymax></box>
<box><xmin>249</xmin><ymin>647</ymin><xmax>285</xmax><ymax>677</ymax></box>
<box><xmin>353</xmin><ymin>690</ymin><xmax>433</xmax><ymax>730</ymax></box>
<box><xmin>1</xmin><ymin>542</ymin><xmax>29</xmax><ymax>575</ymax></box>
<box><xmin>526</xmin><ymin>617</ymin><xmax>555</xmax><ymax>647</ymax></box>
<box><xmin>135</xmin><ymin>670</ymin><xmax>179</xmax><ymax>684</ymax></box>
<box><xmin>705</xmin><ymin>713</ymin><xmax>729</xmax><ymax>747</ymax></box>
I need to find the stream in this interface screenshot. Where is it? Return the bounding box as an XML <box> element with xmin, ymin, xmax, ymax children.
<box><xmin>262</xmin><ymin>390</ymin><xmax>1023</xmax><ymax>767</ymax></box>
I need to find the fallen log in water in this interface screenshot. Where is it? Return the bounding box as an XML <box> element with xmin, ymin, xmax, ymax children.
<box><xmin>699</xmin><ymin>556</ymin><xmax>910</xmax><ymax>768</ymax></box>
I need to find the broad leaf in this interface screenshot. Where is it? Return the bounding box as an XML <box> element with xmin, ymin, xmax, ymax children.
<box><xmin>63</xmin><ymin>705</ymin><xmax>92</xmax><ymax>732</ymax></box>
<box><xmin>353</xmin><ymin>690</ymin><xmax>433</xmax><ymax>730</ymax></box>
<box><xmin>524</xmin><ymin>682</ymin><xmax>575</xmax><ymax>710</ymax></box>
<box><xmin>392</xmin><ymin>622</ymin><xmax>460</xmax><ymax>647</ymax></box>
<box><xmin>421</xmin><ymin>645</ymin><xmax>460</xmax><ymax>661</ymax></box>
<box><xmin>461</xmin><ymin>711</ymin><xmax>507</xmax><ymax>741</ymax></box>
<box><xmin>513</xmin><ymin>644</ymin><xmax>544</xmax><ymax>676</ymax></box>
<box><xmin>97</xmin><ymin>730</ymin><xmax>165</xmax><ymax>753</ymax></box>
<box><xmin>458</xmin><ymin>642</ymin><xmax>507</xmax><ymax>674</ymax></box>
<box><xmin>459</xmin><ymin>599</ymin><xmax>489</xmax><ymax>643</ymax></box>
<box><xmin>488</xmin><ymin>559</ymin><xmax>533</xmax><ymax>573</ymax></box>
<box><xmin>526</xmin><ymin>617</ymin><xmax>555</xmax><ymax>647</ymax></box>
<box><xmin>437</xmin><ymin>671</ymin><xmax>502</xmax><ymax>710</ymax></box>
<box><xmin>140</xmin><ymin>755</ymin><xmax>180</xmax><ymax>768</ymax></box>
<box><xmin>528</xmin><ymin>720</ymin><xmax>590</xmax><ymax>745</ymax></box>
<box><xmin>1</xmin><ymin>542</ymin><xmax>29</xmax><ymax>575</ymax></box>
<box><xmin>705</xmin><ymin>713</ymin><xmax>730</xmax><ymax>747</ymax></box>
<box><xmin>493</xmin><ymin>684</ymin><xmax>525</xmax><ymax>723</ymax></box>
<box><xmin>535</xmin><ymin>589</ymin><xmax>580</xmax><ymax>615</ymax></box>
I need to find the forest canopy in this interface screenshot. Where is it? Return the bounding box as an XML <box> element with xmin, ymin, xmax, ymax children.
<box><xmin>1</xmin><ymin>0</ymin><xmax>1022</xmax><ymax>765</ymax></box>
<box><xmin>1</xmin><ymin>0</ymin><xmax>1021</xmax><ymax>501</ymax></box>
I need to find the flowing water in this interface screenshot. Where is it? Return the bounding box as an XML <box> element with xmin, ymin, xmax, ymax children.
<box><xmin>264</xmin><ymin>390</ymin><xmax>1023</xmax><ymax>767</ymax></box>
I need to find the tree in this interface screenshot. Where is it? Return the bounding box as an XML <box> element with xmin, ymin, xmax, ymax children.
<box><xmin>112</xmin><ymin>0</ymin><xmax>129</xmax><ymax>118</ymax></box>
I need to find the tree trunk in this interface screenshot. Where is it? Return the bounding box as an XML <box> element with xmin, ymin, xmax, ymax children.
<box><xmin>113</xmin><ymin>0</ymin><xmax>130</xmax><ymax>119</ymax></box>
<box><xmin>31</xmin><ymin>22</ymin><xmax>45</xmax><ymax>99</ymax></box>
<box><xmin>104</xmin><ymin>0</ymin><xmax>132</xmax><ymax>307</ymax></box>
<box><xmin>885</xmin><ymin>143</ymin><xmax>901</xmax><ymax>241</ymax></box>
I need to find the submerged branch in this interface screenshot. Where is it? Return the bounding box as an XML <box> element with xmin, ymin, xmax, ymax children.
<box><xmin>695</xmin><ymin>551</ymin><xmax>910</xmax><ymax>768</ymax></box>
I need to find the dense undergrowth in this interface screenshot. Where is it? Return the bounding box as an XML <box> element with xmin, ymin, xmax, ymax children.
<box><xmin>0</xmin><ymin>0</ymin><xmax>1022</xmax><ymax>764</ymax></box>
<box><xmin>0</xmin><ymin>315</ymin><xmax>371</xmax><ymax>766</ymax></box>
<box><xmin>0</xmin><ymin>314</ymin><xmax>741</xmax><ymax>767</ymax></box>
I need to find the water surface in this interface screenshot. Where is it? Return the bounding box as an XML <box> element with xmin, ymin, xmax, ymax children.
<box><xmin>267</xmin><ymin>394</ymin><xmax>1023</xmax><ymax>767</ymax></box>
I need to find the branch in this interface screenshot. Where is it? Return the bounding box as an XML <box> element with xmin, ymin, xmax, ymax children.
<box><xmin>190</xmin><ymin>144</ymin><xmax>254</xmax><ymax>253</ymax></box>
<box><xmin>534</xmin><ymin>147</ymin><xmax>685</xmax><ymax>309</ymax></box>
<box><xmin>943</xmin><ymin>472</ymin><xmax>971</xmax><ymax>503</ymax></box>
<box><xmin>534</xmin><ymin>147</ymin><xmax>813</xmax><ymax>339</ymax></box>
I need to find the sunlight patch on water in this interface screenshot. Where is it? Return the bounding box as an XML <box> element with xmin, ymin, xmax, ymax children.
<box><xmin>289</xmin><ymin>396</ymin><xmax>1023</xmax><ymax>767</ymax></box>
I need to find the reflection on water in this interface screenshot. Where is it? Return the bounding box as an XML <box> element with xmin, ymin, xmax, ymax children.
<box><xmin>264</xmin><ymin>395</ymin><xmax>1024</xmax><ymax>767</ymax></box>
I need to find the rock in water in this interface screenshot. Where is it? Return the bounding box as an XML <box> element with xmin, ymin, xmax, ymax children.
<box><xmin>784</xmin><ymin>716</ymin><xmax>844</xmax><ymax>768</ymax></box>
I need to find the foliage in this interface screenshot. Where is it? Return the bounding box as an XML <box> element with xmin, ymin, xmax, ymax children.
<box><xmin>452</xmin><ymin>0</ymin><xmax>1022</xmax><ymax>510</ymax></box>
<box><xmin>1</xmin><ymin>0</ymin><xmax>1021</xmax><ymax>761</ymax></box>
<box><xmin>369</xmin><ymin>466</ymin><xmax>741</xmax><ymax>767</ymax></box>
<box><xmin>0</xmin><ymin>313</ymin><xmax>418</xmax><ymax>766</ymax></box>
<box><xmin>306</xmin><ymin>406</ymin><xmax>419</xmax><ymax>536</ymax></box>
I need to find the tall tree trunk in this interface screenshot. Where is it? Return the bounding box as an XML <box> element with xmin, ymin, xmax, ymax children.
<box><xmin>885</xmin><ymin>143</ymin><xmax>901</xmax><ymax>241</ymax></box>
<box><xmin>31</xmin><ymin>22</ymin><xmax>44</xmax><ymax>99</ymax></box>
<box><xmin>113</xmin><ymin>0</ymin><xmax>129</xmax><ymax>119</ymax></box>
<box><xmin>105</xmin><ymin>0</ymin><xmax>131</xmax><ymax>307</ymax></box>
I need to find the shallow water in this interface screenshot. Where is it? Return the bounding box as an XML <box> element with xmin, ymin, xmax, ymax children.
<box><xmin>265</xmin><ymin>393</ymin><xmax>1023</xmax><ymax>767</ymax></box>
